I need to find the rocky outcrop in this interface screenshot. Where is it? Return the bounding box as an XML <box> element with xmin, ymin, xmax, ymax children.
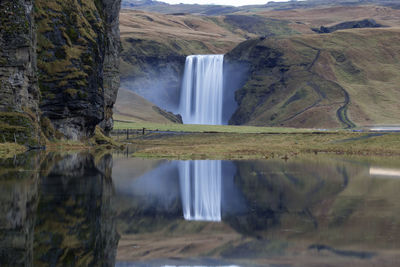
<box><xmin>312</xmin><ymin>19</ymin><xmax>384</xmax><ymax>34</ymax></box>
<box><xmin>0</xmin><ymin>0</ymin><xmax>41</xmax><ymax>145</ymax></box>
<box><xmin>35</xmin><ymin>0</ymin><xmax>121</xmax><ymax>140</ymax></box>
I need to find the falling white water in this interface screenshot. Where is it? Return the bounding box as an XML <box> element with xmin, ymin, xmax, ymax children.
<box><xmin>179</xmin><ymin>161</ymin><xmax>222</xmax><ymax>222</ymax></box>
<box><xmin>179</xmin><ymin>55</ymin><xmax>224</xmax><ymax>125</ymax></box>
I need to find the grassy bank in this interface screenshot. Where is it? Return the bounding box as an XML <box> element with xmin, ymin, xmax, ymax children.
<box><xmin>117</xmin><ymin>129</ymin><xmax>400</xmax><ymax>159</ymax></box>
<box><xmin>113</xmin><ymin>121</ymin><xmax>316</xmax><ymax>134</ymax></box>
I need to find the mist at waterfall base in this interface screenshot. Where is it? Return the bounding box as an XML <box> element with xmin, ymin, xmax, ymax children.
<box><xmin>120</xmin><ymin>74</ymin><xmax>181</xmax><ymax>113</ymax></box>
<box><xmin>121</xmin><ymin>54</ymin><xmax>248</xmax><ymax>124</ymax></box>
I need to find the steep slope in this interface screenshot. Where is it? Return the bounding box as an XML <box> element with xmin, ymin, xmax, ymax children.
<box><xmin>227</xmin><ymin>28</ymin><xmax>400</xmax><ymax>128</ymax></box>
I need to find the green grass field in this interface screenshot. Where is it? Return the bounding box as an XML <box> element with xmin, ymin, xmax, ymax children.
<box><xmin>113</xmin><ymin>121</ymin><xmax>317</xmax><ymax>134</ymax></box>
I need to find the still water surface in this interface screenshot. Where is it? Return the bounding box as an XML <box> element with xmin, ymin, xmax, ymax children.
<box><xmin>1</xmin><ymin>152</ymin><xmax>400</xmax><ymax>266</ymax></box>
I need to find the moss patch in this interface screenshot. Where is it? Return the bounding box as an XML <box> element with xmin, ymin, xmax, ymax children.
<box><xmin>0</xmin><ymin>112</ymin><xmax>40</xmax><ymax>146</ymax></box>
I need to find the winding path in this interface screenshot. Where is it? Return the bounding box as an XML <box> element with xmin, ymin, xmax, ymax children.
<box><xmin>290</xmin><ymin>40</ymin><xmax>355</xmax><ymax>128</ymax></box>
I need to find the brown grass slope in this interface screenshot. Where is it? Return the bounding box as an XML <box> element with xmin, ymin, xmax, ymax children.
<box><xmin>228</xmin><ymin>27</ymin><xmax>400</xmax><ymax>128</ymax></box>
<box><xmin>114</xmin><ymin>88</ymin><xmax>179</xmax><ymax>123</ymax></box>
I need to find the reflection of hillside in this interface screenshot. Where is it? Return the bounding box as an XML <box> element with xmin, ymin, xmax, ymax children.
<box><xmin>225</xmin><ymin>157</ymin><xmax>347</xmax><ymax>236</ymax></box>
<box><xmin>34</xmin><ymin>153</ymin><xmax>119</xmax><ymax>266</ymax></box>
<box><xmin>0</xmin><ymin>153</ymin><xmax>41</xmax><ymax>266</ymax></box>
<box><xmin>221</xmin><ymin>156</ymin><xmax>400</xmax><ymax>263</ymax></box>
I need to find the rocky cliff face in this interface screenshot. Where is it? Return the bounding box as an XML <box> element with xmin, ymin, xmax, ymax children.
<box><xmin>0</xmin><ymin>0</ymin><xmax>41</xmax><ymax>145</ymax></box>
<box><xmin>100</xmin><ymin>0</ymin><xmax>122</xmax><ymax>135</ymax></box>
<box><xmin>0</xmin><ymin>0</ymin><xmax>121</xmax><ymax>142</ymax></box>
<box><xmin>35</xmin><ymin>0</ymin><xmax>121</xmax><ymax>139</ymax></box>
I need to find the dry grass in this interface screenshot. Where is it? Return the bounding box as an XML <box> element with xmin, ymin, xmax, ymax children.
<box><xmin>118</xmin><ymin>131</ymin><xmax>400</xmax><ymax>160</ymax></box>
<box><xmin>256</xmin><ymin>5</ymin><xmax>400</xmax><ymax>32</ymax></box>
<box><xmin>120</xmin><ymin>10</ymin><xmax>245</xmax><ymax>55</ymax></box>
<box><xmin>113</xmin><ymin>88</ymin><xmax>177</xmax><ymax>123</ymax></box>
<box><xmin>114</xmin><ymin>121</ymin><xmax>314</xmax><ymax>133</ymax></box>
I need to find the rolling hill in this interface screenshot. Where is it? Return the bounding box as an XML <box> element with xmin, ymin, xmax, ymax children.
<box><xmin>227</xmin><ymin>27</ymin><xmax>400</xmax><ymax>128</ymax></box>
<box><xmin>117</xmin><ymin>1</ymin><xmax>400</xmax><ymax>127</ymax></box>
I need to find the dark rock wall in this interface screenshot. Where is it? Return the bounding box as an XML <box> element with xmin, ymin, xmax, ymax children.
<box><xmin>0</xmin><ymin>0</ymin><xmax>41</xmax><ymax>145</ymax></box>
<box><xmin>100</xmin><ymin>0</ymin><xmax>122</xmax><ymax>135</ymax></box>
<box><xmin>35</xmin><ymin>0</ymin><xmax>121</xmax><ymax>140</ymax></box>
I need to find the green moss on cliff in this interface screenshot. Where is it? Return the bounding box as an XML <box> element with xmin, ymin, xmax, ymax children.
<box><xmin>0</xmin><ymin>1</ymin><xmax>30</xmax><ymax>38</ymax></box>
<box><xmin>0</xmin><ymin>112</ymin><xmax>40</xmax><ymax>146</ymax></box>
<box><xmin>35</xmin><ymin>0</ymin><xmax>106</xmax><ymax>106</ymax></box>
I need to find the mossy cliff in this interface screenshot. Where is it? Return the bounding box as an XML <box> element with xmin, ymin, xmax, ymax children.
<box><xmin>0</xmin><ymin>0</ymin><xmax>42</xmax><ymax>146</ymax></box>
<box><xmin>1</xmin><ymin>0</ymin><xmax>121</xmax><ymax>144</ymax></box>
<box><xmin>36</xmin><ymin>0</ymin><xmax>121</xmax><ymax>139</ymax></box>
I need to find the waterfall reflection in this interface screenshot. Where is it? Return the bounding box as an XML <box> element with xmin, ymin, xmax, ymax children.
<box><xmin>179</xmin><ymin>161</ymin><xmax>222</xmax><ymax>222</ymax></box>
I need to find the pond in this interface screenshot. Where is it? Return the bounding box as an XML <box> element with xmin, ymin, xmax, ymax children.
<box><xmin>1</xmin><ymin>152</ymin><xmax>400</xmax><ymax>266</ymax></box>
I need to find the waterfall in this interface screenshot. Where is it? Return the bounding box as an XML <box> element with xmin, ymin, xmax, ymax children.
<box><xmin>179</xmin><ymin>55</ymin><xmax>224</xmax><ymax>125</ymax></box>
<box><xmin>179</xmin><ymin>161</ymin><xmax>222</xmax><ymax>222</ymax></box>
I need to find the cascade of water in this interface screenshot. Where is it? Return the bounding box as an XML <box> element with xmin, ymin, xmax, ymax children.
<box><xmin>179</xmin><ymin>55</ymin><xmax>224</xmax><ymax>125</ymax></box>
<box><xmin>179</xmin><ymin>161</ymin><xmax>222</xmax><ymax>222</ymax></box>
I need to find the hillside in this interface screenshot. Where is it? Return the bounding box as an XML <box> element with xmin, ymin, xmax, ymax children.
<box><xmin>228</xmin><ymin>28</ymin><xmax>400</xmax><ymax>128</ymax></box>
<box><xmin>121</xmin><ymin>0</ymin><xmax>400</xmax><ymax>15</ymax></box>
<box><xmin>118</xmin><ymin>2</ymin><xmax>400</xmax><ymax>128</ymax></box>
<box><xmin>119</xmin><ymin>9</ymin><xmax>296</xmax><ymax>114</ymax></box>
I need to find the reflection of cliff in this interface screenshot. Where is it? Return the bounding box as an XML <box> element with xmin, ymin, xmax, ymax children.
<box><xmin>0</xmin><ymin>153</ymin><xmax>41</xmax><ymax>266</ymax></box>
<box><xmin>34</xmin><ymin>153</ymin><xmax>119</xmax><ymax>266</ymax></box>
